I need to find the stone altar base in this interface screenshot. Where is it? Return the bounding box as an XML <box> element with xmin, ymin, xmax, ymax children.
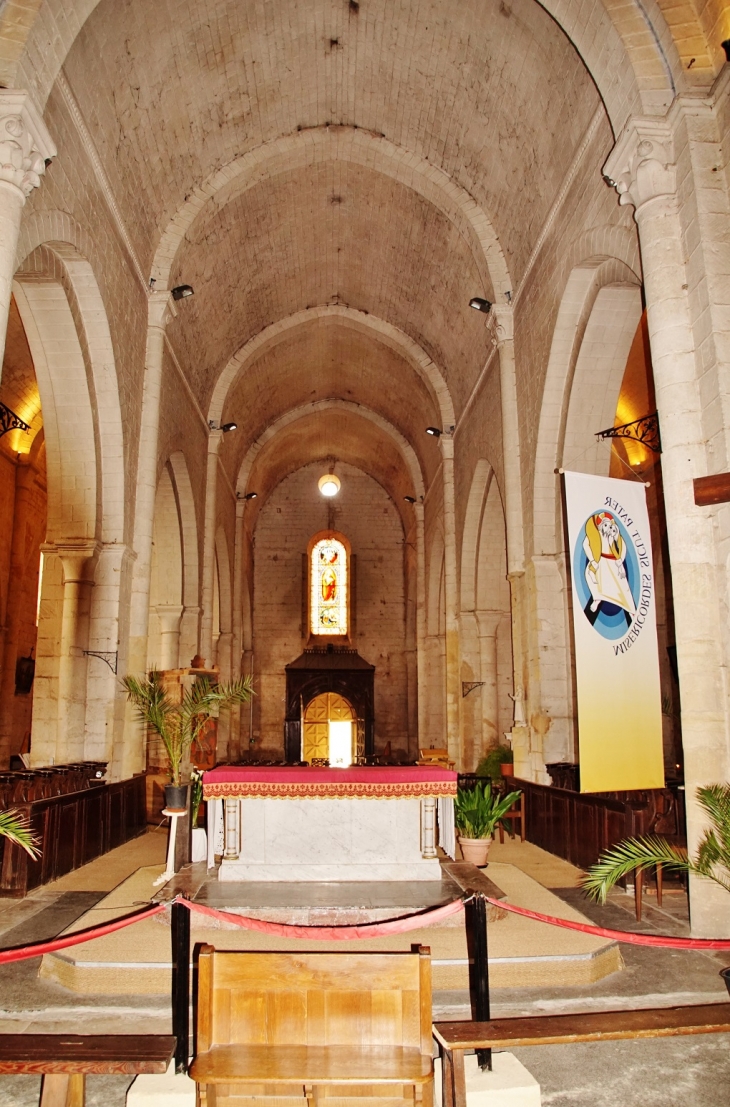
<box><xmin>217</xmin><ymin>796</ymin><xmax>443</xmax><ymax>882</ymax></box>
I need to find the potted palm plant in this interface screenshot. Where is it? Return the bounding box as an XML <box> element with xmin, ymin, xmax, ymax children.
<box><xmin>582</xmin><ymin>783</ymin><xmax>730</xmax><ymax>996</ymax></box>
<box><xmin>0</xmin><ymin>809</ymin><xmax>40</xmax><ymax>858</ymax></box>
<box><xmin>123</xmin><ymin>671</ymin><xmax>254</xmax><ymax>811</ymax></box>
<box><xmin>455</xmin><ymin>779</ymin><xmax>522</xmax><ymax>866</ymax></box>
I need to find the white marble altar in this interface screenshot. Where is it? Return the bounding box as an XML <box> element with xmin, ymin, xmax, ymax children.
<box><xmin>207</xmin><ymin>795</ymin><xmax>446</xmax><ymax>881</ymax></box>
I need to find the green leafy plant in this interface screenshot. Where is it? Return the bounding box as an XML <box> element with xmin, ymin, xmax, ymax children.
<box><xmin>123</xmin><ymin>672</ymin><xmax>254</xmax><ymax>786</ymax></box>
<box><xmin>0</xmin><ymin>809</ymin><xmax>40</xmax><ymax>858</ymax></box>
<box><xmin>582</xmin><ymin>783</ymin><xmax>730</xmax><ymax>902</ymax></box>
<box><xmin>455</xmin><ymin>780</ymin><xmax>522</xmax><ymax>840</ymax></box>
<box><xmin>476</xmin><ymin>744</ymin><xmax>514</xmax><ymax>781</ymax></box>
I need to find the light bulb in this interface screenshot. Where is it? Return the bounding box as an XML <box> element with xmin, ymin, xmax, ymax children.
<box><xmin>318</xmin><ymin>473</ymin><xmax>341</xmax><ymax>497</ymax></box>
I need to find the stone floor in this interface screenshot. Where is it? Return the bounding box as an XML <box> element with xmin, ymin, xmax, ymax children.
<box><xmin>0</xmin><ymin>829</ymin><xmax>728</xmax><ymax>1105</ymax></box>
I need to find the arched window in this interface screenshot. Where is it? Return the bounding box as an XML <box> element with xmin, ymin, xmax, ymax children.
<box><xmin>310</xmin><ymin>534</ymin><xmax>348</xmax><ymax>636</ymax></box>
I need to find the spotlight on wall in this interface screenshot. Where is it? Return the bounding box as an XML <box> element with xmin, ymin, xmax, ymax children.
<box><xmin>221</xmin><ymin>422</ymin><xmax>238</xmax><ymax>432</ymax></box>
<box><xmin>469</xmin><ymin>297</ymin><xmax>492</xmax><ymax>314</ymax></box>
<box><xmin>723</xmin><ymin>39</ymin><xmax>730</xmax><ymax>62</ymax></box>
<box><xmin>244</xmin><ymin>491</ymin><xmax>258</xmax><ymax>500</ymax></box>
<box><xmin>318</xmin><ymin>473</ymin><xmax>341</xmax><ymax>498</ymax></box>
<box><xmin>171</xmin><ymin>284</ymin><xmax>194</xmax><ymax>301</ymax></box>
<box><xmin>425</xmin><ymin>427</ymin><xmax>441</xmax><ymax>437</ymax></box>
<box><xmin>404</xmin><ymin>495</ymin><xmax>416</xmax><ymax>504</ymax></box>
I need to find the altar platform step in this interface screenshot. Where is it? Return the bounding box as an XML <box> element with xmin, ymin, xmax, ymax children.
<box><xmin>39</xmin><ymin>860</ymin><xmax>622</xmax><ymax>995</ymax></box>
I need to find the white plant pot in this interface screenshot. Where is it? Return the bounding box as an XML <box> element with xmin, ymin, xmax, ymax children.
<box><xmin>192</xmin><ymin>827</ymin><xmax>208</xmax><ymax>863</ymax></box>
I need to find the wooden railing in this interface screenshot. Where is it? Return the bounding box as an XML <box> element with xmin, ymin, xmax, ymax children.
<box><xmin>0</xmin><ymin>774</ymin><xmax>147</xmax><ymax>896</ymax></box>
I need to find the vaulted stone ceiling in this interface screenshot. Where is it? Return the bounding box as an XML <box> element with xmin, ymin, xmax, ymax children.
<box><xmin>58</xmin><ymin>0</ymin><xmax>605</xmax><ymax>495</ymax></box>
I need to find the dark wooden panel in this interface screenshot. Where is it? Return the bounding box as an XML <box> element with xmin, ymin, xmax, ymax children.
<box><xmin>0</xmin><ymin>776</ymin><xmax>147</xmax><ymax>897</ymax></box>
<box><xmin>0</xmin><ymin>1033</ymin><xmax>176</xmax><ymax>1074</ymax></box>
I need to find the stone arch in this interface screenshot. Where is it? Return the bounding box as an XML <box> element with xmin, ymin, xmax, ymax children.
<box><xmin>214</xmin><ymin>306</ymin><xmax>455</xmax><ymax>433</ymax></box>
<box><xmin>236</xmin><ymin>399</ymin><xmax>425</xmax><ymax>502</ymax></box>
<box><xmin>167</xmin><ymin>451</ymin><xmax>200</xmax><ymax>664</ymax></box>
<box><xmin>152</xmin><ymin>126</ymin><xmax>510</xmax><ymax>297</ymax></box>
<box><xmin>533</xmin><ymin>256</ymin><xmax>642</xmax><ymax>558</ymax></box>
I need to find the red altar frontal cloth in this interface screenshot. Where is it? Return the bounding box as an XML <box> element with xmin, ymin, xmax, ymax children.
<box><xmin>202</xmin><ymin>765</ymin><xmax>457</xmax><ymax>800</ymax></box>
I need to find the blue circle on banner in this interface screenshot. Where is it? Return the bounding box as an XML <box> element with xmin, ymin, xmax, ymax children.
<box><xmin>572</xmin><ymin>510</ymin><xmax>641</xmax><ymax>641</ymax></box>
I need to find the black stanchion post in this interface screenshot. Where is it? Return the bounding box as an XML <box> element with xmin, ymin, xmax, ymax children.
<box><xmin>464</xmin><ymin>892</ymin><xmax>491</xmax><ymax>1071</ymax></box>
<box><xmin>171</xmin><ymin>900</ymin><xmax>190</xmax><ymax>1074</ymax></box>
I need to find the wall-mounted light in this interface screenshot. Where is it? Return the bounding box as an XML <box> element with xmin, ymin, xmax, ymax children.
<box><xmin>404</xmin><ymin>495</ymin><xmax>416</xmax><ymax>504</ymax></box>
<box><xmin>318</xmin><ymin>473</ymin><xmax>341</xmax><ymax>497</ymax></box>
<box><xmin>723</xmin><ymin>39</ymin><xmax>730</xmax><ymax>62</ymax></box>
<box><xmin>221</xmin><ymin>422</ymin><xmax>237</xmax><ymax>432</ymax></box>
<box><xmin>172</xmin><ymin>284</ymin><xmax>194</xmax><ymax>301</ymax></box>
<box><xmin>244</xmin><ymin>491</ymin><xmax>258</xmax><ymax>500</ymax></box>
<box><xmin>425</xmin><ymin>427</ymin><xmax>441</xmax><ymax>437</ymax></box>
<box><xmin>469</xmin><ymin>297</ymin><xmax>492</xmax><ymax>314</ymax></box>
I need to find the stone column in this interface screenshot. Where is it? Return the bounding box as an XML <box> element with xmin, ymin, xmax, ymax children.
<box><xmin>200</xmin><ymin>429</ymin><xmax>222</xmax><ymax>667</ymax></box>
<box><xmin>441</xmin><ymin>435</ymin><xmax>461</xmax><ymax>765</ymax></box>
<box><xmin>229</xmin><ymin>498</ymin><xmax>246</xmax><ymax>761</ymax></box>
<box><xmin>414</xmin><ymin>502</ymin><xmax>427</xmax><ymax>747</ymax></box>
<box><xmin>605</xmin><ymin>119</ymin><xmax>730</xmax><ymax>936</ymax></box>
<box><xmin>84</xmin><ymin>542</ymin><xmax>135</xmax><ymax>772</ymax></box>
<box><xmin>156</xmin><ymin>603</ymin><xmax>183</xmax><ymax>670</ymax></box>
<box><xmin>0</xmin><ymin>91</ymin><xmax>55</xmax><ymax>377</ymax></box>
<box><xmin>56</xmin><ymin>543</ymin><xmax>98</xmax><ymax>763</ymax></box>
<box><xmin>125</xmin><ymin>291</ymin><xmax>177</xmax><ymax>769</ymax></box>
<box><xmin>476</xmin><ymin>610</ymin><xmax>502</xmax><ymax>754</ymax></box>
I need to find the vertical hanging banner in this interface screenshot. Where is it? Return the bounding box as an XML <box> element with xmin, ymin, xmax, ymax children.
<box><xmin>563</xmin><ymin>471</ymin><xmax>664</xmax><ymax>793</ymax></box>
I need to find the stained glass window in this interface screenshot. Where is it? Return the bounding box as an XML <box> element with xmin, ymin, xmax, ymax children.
<box><xmin>311</xmin><ymin>537</ymin><xmax>348</xmax><ymax>636</ymax></box>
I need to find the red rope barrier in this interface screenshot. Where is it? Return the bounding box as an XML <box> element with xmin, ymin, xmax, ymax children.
<box><xmin>0</xmin><ymin>903</ymin><xmax>167</xmax><ymax>965</ymax></box>
<box><xmin>180</xmin><ymin>896</ymin><xmax>466</xmax><ymax>939</ymax></box>
<box><xmin>486</xmin><ymin>896</ymin><xmax>730</xmax><ymax>950</ymax></box>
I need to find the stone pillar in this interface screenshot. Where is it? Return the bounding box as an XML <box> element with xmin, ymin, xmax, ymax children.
<box><xmin>56</xmin><ymin>543</ymin><xmax>98</xmax><ymax>763</ymax></box>
<box><xmin>0</xmin><ymin>91</ymin><xmax>55</xmax><ymax>377</ymax></box>
<box><xmin>441</xmin><ymin>436</ymin><xmax>460</xmax><ymax>765</ymax></box>
<box><xmin>84</xmin><ymin>542</ymin><xmax>135</xmax><ymax>771</ymax></box>
<box><xmin>156</xmin><ymin>604</ymin><xmax>183</xmax><ymax>670</ymax></box>
<box><xmin>605</xmin><ymin>118</ymin><xmax>730</xmax><ymax>936</ymax></box>
<box><xmin>0</xmin><ymin>459</ymin><xmax>38</xmax><ymax>766</ymax></box>
<box><xmin>414</xmin><ymin>502</ymin><xmax>427</xmax><ymax>746</ymax></box>
<box><xmin>476</xmin><ymin>610</ymin><xmax>502</xmax><ymax>755</ymax></box>
<box><xmin>125</xmin><ymin>291</ymin><xmax>177</xmax><ymax>769</ymax></box>
<box><xmin>200</xmin><ymin>430</ymin><xmax>222</xmax><ymax>667</ymax></box>
<box><xmin>229</xmin><ymin>498</ymin><xmax>246</xmax><ymax>761</ymax></box>
<box><xmin>420</xmin><ymin>796</ymin><xmax>437</xmax><ymax>858</ymax></box>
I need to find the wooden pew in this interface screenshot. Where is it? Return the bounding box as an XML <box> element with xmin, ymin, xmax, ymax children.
<box><xmin>0</xmin><ymin>1034</ymin><xmax>176</xmax><ymax>1106</ymax></box>
<box><xmin>433</xmin><ymin>1005</ymin><xmax>730</xmax><ymax>1107</ymax></box>
<box><xmin>190</xmin><ymin>945</ymin><xmax>434</xmax><ymax>1107</ymax></box>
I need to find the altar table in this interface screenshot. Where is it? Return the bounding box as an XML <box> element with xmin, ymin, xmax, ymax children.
<box><xmin>203</xmin><ymin>766</ymin><xmax>457</xmax><ymax>882</ymax></box>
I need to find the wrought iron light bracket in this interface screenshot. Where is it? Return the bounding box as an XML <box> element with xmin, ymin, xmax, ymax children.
<box><xmin>595</xmin><ymin>411</ymin><xmax>661</xmax><ymax>453</ymax></box>
<box><xmin>462</xmin><ymin>681</ymin><xmax>485</xmax><ymax>698</ymax></box>
<box><xmin>0</xmin><ymin>401</ymin><xmax>30</xmax><ymax>439</ymax></box>
<box><xmin>83</xmin><ymin>649</ymin><xmax>118</xmax><ymax>674</ymax></box>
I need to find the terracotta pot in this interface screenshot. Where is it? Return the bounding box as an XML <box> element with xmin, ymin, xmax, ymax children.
<box><xmin>458</xmin><ymin>836</ymin><xmax>492</xmax><ymax>866</ymax></box>
<box><xmin>500</xmin><ymin>763</ymin><xmax>514</xmax><ymax>777</ymax></box>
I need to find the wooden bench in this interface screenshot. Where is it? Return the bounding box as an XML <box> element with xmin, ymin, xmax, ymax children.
<box><xmin>0</xmin><ymin>1034</ymin><xmax>176</xmax><ymax>1106</ymax></box>
<box><xmin>190</xmin><ymin>945</ymin><xmax>434</xmax><ymax>1107</ymax></box>
<box><xmin>433</xmin><ymin>1005</ymin><xmax>730</xmax><ymax>1107</ymax></box>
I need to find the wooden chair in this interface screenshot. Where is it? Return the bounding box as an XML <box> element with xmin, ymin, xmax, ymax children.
<box><xmin>417</xmin><ymin>749</ymin><xmax>455</xmax><ymax>771</ymax></box>
<box><xmin>633</xmin><ymin>848</ymin><xmax>688</xmax><ymax>922</ymax></box>
<box><xmin>190</xmin><ymin>945</ymin><xmax>434</xmax><ymax>1107</ymax></box>
<box><xmin>497</xmin><ymin>792</ymin><xmax>525</xmax><ymax>844</ymax></box>
<box><xmin>0</xmin><ymin>1034</ymin><xmax>175</xmax><ymax>1106</ymax></box>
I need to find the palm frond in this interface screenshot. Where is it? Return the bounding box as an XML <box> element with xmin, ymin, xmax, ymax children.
<box><xmin>0</xmin><ymin>809</ymin><xmax>41</xmax><ymax>859</ymax></box>
<box><xmin>697</xmin><ymin>784</ymin><xmax>730</xmax><ymax>857</ymax></box>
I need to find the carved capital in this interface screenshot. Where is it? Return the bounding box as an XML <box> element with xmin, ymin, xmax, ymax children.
<box><xmin>147</xmin><ymin>288</ymin><xmax>177</xmax><ymax>330</ymax></box>
<box><xmin>0</xmin><ymin>90</ymin><xmax>56</xmax><ymax>199</ymax></box>
<box><xmin>487</xmin><ymin>303</ymin><xmax>514</xmax><ymax>347</ymax></box>
<box><xmin>604</xmin><ymin>118</ymin><xmax>677</xmax><ymax>215</ymax></box>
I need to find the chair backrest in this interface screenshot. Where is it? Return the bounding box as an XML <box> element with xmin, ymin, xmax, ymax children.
<box><xmin>196</xmin><ymin>946</ymin><xmax>432</xmax><ymax>1055</ymax></box>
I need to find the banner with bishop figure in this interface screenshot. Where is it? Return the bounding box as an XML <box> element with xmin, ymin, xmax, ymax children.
<box><xmin>563</xmin><ymin>471</ymin><xmax>664</xmax><ymax>793</ymax></box>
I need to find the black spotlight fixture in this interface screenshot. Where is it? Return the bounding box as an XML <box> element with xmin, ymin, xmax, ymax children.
<box><xmin>221</xmin><ymin>421</ymin><xmax>238</xmax><ymax>432</ymax></box>
<box><xmin>244</xmin><ymin>491</ymin><xmax>258</xmax><ymax>500</ymax></box>
<box><xmin>172</xmin><ymin>284</ymin><xmax>194</xmax><ymax>301</ymax></box>
<box><xmin>722</xmin><ymin>39</ymin><xmax>730</xmax><ymax>62</ymax></box>
<box><xmin>425</xmin><ymin>426</ymin><xmax>441</xmax><ymax>437</ymax></box>
<box><xmin>469</xmin><ymin>297</ymin><xmax>492</xmax><ymax>314</ymax></box>
<box><xmin>404</xmin><ymin>495</ymin><xmax>416</xmax><ymax>504</ymax></box>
